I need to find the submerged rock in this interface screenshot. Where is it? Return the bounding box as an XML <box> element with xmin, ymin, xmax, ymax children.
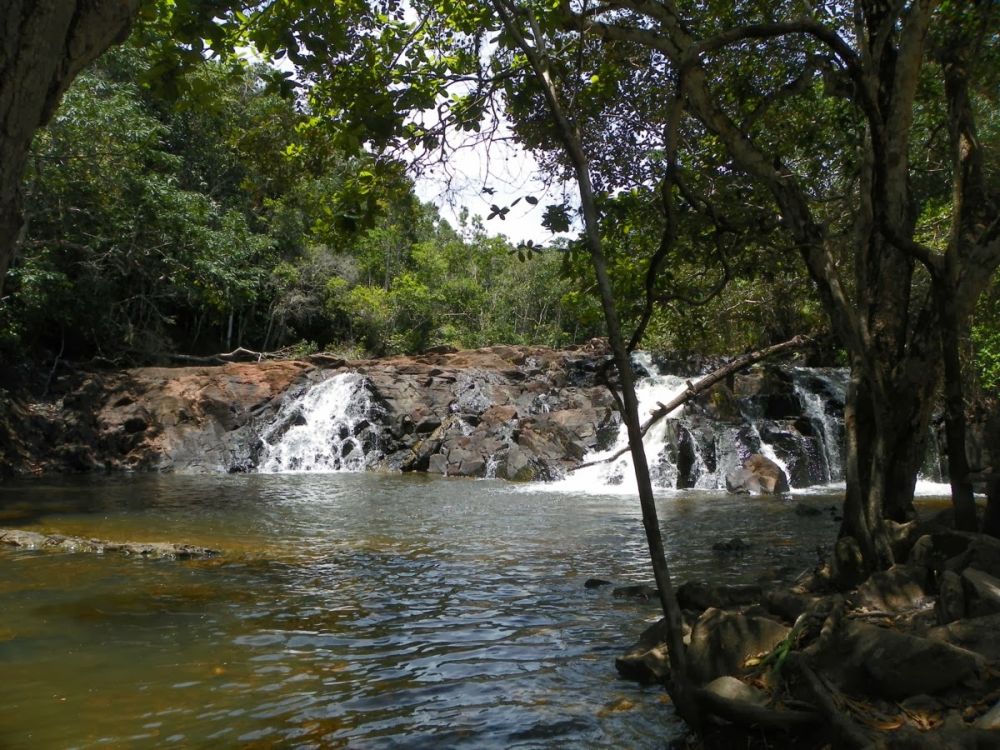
<box><xmin>0</xmin><ymin>528</ymin><xmax>220</xmax><ymax>559</ymax></box>
<box><xmin>711</xmin><ymin>537</ymin><xmax>752</xmax><ymax>552</ymax></box>
<box><xmin>612</xmin><ymin>584</ymin><xmax>659</xmax><ymax>601</ymax></box>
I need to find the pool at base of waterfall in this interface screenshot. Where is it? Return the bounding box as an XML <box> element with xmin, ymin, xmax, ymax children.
<box><xmin>0</xmin><ymin>472</ymin><xmax>885</xmax><ymax>750</ymax></box>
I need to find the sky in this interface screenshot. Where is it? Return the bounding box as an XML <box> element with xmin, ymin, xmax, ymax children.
<box><xmin>250</xmin><ymin>37</ymin><xmax>577</xmax><ymax>248</ymax></box>
<box><xmin>409</xmin><ymin>116</ymin><xmax>576</xmax><ymax>246</ymax></box>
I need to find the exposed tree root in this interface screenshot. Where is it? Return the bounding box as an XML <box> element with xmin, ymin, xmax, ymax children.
<box><xmin>784</xmin><ymin>653</ymin><xmax>874</xmax><ymax>749</ymax></box>
<box><xmin>693</xmin><ymin>687</ymin><xmax>820</xmax><ymax>731</ymax></box>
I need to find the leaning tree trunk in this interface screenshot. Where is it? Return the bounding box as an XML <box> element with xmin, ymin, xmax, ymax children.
<box><xmin>0</xmin><ymin>0</ymin><xmax>140</xmax><ymax>294</ymax></box>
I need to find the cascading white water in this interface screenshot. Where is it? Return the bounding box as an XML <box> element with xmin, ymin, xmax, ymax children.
<box><xmin>557</xmin><ymin>356</ymin><xmax>851</xmax><ymax>494</ymax></box>
<box><xmin>791</xmin><ymin>368</ymin><xmax>848</xmax><ymax>483</ymax></box>
<box><xmin>553</xmin><ymin>354</ymin><xmax>694</xmax><ymax>494</ymax></box>
<box><xmin>257</xmin><ymin>372</ymin><xmax>384</xmax><ymax>473</ymax></box>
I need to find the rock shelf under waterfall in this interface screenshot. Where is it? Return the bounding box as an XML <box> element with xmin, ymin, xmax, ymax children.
<box><xmin>0</xmin><ymin>344</ymin><xmax>935</xmax><ymax>490</ymax></box>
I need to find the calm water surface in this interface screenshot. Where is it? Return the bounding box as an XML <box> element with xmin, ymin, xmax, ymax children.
<box><xmin>0</xmin><ymin>473</ymin><xmax>843</xmax><ymax>749</ymax></box>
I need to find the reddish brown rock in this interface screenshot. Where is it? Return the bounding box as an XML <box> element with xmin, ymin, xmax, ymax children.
<box><xmin>1</xmin><ymin>345</ymin><xmax>620</xmax><ymax>479</ymax></box>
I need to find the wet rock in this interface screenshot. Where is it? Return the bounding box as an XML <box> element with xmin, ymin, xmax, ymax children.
<box><xmin>732</xmin><ymin>368</ymin><xmax>800</xmax><ymax>418</ymax></box>
<box><xmin>427</xmin><ymin>454</ymin><xmax>449</xmax><ymax>475</ymax></box>
<box><xmin>758</xmin><ymin>421</ymin><xmax>823</xmax><ymax>488</ymax></box>
<box><xmin>725</xmin><ymin>454</ymin><xmax>790</xmax><ymax>495</ymax></box>
<box><xmin>584</xmin><ymin>578</ymin><xmax>613</xmax><ymax>589</ymax></box>
<box><xmin>495</xmin><ymin>444</ymin><xmax>531</xmax><ymax>481</ymax></box>
<box><xmin>687</xmin><ymin>608</ymin><xmax>790</xmax><ymax>685</ymax></box>
<box><xmin>615</xmin><ymin>617</ymin><xmax>691</xmax><ymax>684</ymax></box>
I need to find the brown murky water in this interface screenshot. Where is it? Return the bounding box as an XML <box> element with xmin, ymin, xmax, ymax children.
<box><xmin>0</xmin><ymin>473</ymin><xmax>845</xmax><ymax>749</ymax></box>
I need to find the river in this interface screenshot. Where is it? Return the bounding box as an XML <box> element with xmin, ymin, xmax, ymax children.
<box><xmin>0</xmin><ymin>472</ymin><xmax>864</xmax><ymax>749</ymax></box>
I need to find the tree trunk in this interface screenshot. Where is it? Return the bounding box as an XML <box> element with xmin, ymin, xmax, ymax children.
<box><xmin>0</xmin><ymin>0</ymin><xmax>140</xmax><ymax>295</ymax></box>
<box><xmin>840</xmin><ymin>368</ymin><xmax>895</xmax><ymax>571</ymax></box>
<box><xmin>937</xmin><ymin>281</ymin><xmax>978</xmax><ymax>531</ymax></box>
<box><xmin>840</xmin><ymin>342</ymin><xmax>942</xmax><ymax>575</ymax></box>
<box><xmin>985</xmin><ymin>477</ymin><xmax>1000</xmax><ymax>539</ymax></box>
<box><xmin>490</xmin><ymin>0</ymin><xmax>701</xmax><ymax>730</ymax></box>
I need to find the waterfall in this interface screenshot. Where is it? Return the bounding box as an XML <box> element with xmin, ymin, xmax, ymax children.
<box><xmin>257</xmin><ymin>372</ymin><xmax>385</xmax><ymax>473</ymax></box>
<box><xmin>561</xmin><ymin>358</ymin><xmax>852</xmax><ymax>492</ymax></box>
<box><xmin>790</xmin><ymin>368</ymin><xmax>848</xmax><ymax>483</ymax></box>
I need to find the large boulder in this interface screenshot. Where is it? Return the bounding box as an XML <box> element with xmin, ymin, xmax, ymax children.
<box><xmin>961</xmin><ymin>568</ymin><xmax>1000</xmax><ymax>618</ymax></box>
<box><xmin>615</xmin><ymin>617</ymin><xmax>681</xmax><ymax>684</ymax></box>
<box><xmin>928</xmin><ymin>613</ymin><xmax>1000</xmax><ymax>661</ymax></box>
<box><xmin>725</xmin><ymin>454</ymin><xmax>790</xmax><ymax>495</ymax></box>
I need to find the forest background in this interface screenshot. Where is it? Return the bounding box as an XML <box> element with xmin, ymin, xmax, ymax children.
<box><xmin>2</xmin><ymin>6</ymin><xmax>998</xmax><ymax>407</ymax></box>
<box><xmin>1</xmin><ymin>32</ymin><xmax>852</xmax><ymax>378</ymax></box>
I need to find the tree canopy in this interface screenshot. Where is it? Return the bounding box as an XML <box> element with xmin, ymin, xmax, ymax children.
<box><xmin>1</xmin><ymin>41</ymin><xmax>594</xmax><ymax>367</ymax></box>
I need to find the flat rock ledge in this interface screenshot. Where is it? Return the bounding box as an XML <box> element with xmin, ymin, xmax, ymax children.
<box><xmin>0</xmin><ymin>528</ymin><xmax>221</xmax><ymax>559</ymax></box>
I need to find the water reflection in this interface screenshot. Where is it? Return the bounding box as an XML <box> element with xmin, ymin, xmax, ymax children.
<box><xmin>0</xmin><ymin>474</ymin><xmax>843</xmax><ymax>749</ymax></box>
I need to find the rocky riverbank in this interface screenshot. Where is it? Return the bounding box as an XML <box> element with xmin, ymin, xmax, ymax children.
<box><xmin>0</xmin><ymin>528</ymin><xmax>220</xmax><ymax>559</ymax></box>
<box><xmin>612</xmin><ymin>513</ymin><xmax>1000</xmax><ymax>747</ymax></box>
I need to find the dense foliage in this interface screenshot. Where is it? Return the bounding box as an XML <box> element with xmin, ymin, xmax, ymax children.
<box><xmin>0</xmin><ymin>45</ymin><xmax>591</xmax><ymax>366</ymax></box>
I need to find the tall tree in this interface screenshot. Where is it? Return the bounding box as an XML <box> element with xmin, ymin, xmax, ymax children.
<box><xmin>461</xmin><ymin>0</ymin><xmax>998</xmax><ymax>573</ymax></box>
<box><xmin>487</xmin><ymin>0</ymin><xmax>701</xmax><ymax>726</ymax></box>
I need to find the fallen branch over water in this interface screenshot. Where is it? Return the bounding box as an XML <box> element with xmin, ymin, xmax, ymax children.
<box><xmin>0</xmin><ymin>528</ymin><xmax>221</xmax><ymax>559</ymax></box>
<box><xmin>579</xmin><ymin>334</ymin><xmax>811</xmax><ymax>469</ymax></box>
